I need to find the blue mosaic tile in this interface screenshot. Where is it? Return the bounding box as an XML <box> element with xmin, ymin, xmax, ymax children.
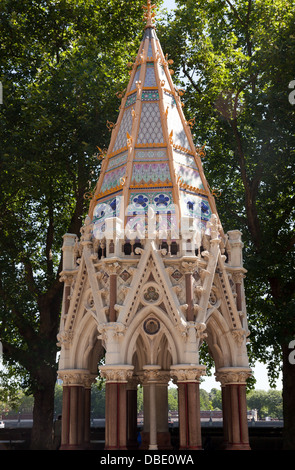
<box><xmin>134</xmin><ymin>150</ymin><xmax>168</xmax><ymax>162</ymax></box>
<box><xmin>125</xmin><ymin>92</ymin><xmax>137</xmax><ymax>108</ymax></box>
<box><xmin>142</xmin><ymin>89</ymin><xmax>159</xmax><ymax>101</ymax></box>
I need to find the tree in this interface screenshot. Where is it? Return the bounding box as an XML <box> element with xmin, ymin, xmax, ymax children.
<box><xmin>168</xmin><ymin>386</ymin><xmax>178</xmax><ymax>411</ymax></box>
<box><xmin>159</xmin><ymin>0</ymin><xmax>295</xmax><ymax>448</ymax></box>
<box><xmin>91</xmin><ymin>383</ymin><xmax>106</xmax><ymax>419</ymax></box>
<box><xmin>200</xmin><ymin>389</ymin><xmax>212</xmax><ymax>410</ymax></box>
<box><xmin>209</xmin><ymin>388</ymin><xmax>222</xmax><ymax>410</ymax></box>
<box><xmin>0</xmin><ymin>0</ymin><xmax>147</xmax><ymax>449</ymax></box>
<box><xmin>247</xmin><ymin>389</ymin><xmax>283</xmax><ymax>420</ymax></box>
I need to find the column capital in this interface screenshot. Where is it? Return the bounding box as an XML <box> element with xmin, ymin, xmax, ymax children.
<box><xmin>170</xmin><ymin>364</ymin><xmax>206</xmax><ymax>383</ymax></box>
<box><xmin>142</xmin><ymin>365</ymin><xmax>161</xmax><ymax>382</ymax></box>
<box><xmin>215</xmin><ymin>367</ymin><xmax>252</xmax><ymax>386</ymax></box>
<box><xmin>58</xmin><ymin>369</ymin><xmax>96</xmax><ymax>387</ymax></box>
<box><xmin>99</xmin><ymin>364</ymin><xmax>134</xmax><ymax>383</ymax></box>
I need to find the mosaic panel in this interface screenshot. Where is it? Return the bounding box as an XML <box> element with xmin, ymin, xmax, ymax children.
<box><xmin>158</xmin><ymin>64</ymin><xmax>171</xmax><ymax>90</ymax></box>
<box><xmin>171</xmin><ymin>269</ymin><xmax>183</xmax><ymax>281</ymax></box>
<box><xmin>147</xmin><ymin>40</ymin><xmax>153</xmax><ymax>58</ymax></box>
<box><xmin>92</xmin><ymin>195</ymin><xmax>123</xmax><ymax>238</ymax></box>
<box><xmin>106</xmin><ymin>152</ymin><xmax>128</xmax><ymax>171</ymax></box>
<box><xmin>180</xmin><ymin>191</ymin><xmax>211</xmax><ymax>226</ymax></box>
<box><xmin>119</xmin><ymin>269</ymin><xmax>131</xmax><ymax>282</ymax></box>
<box><xmin>173</xmin><ymin>149</ymin><xmax>197</xmax><ymax>169</ymax></box>
<box><xmin>137</xmin><ymin>102</ymin><xmax>164</xmax><ymax>144</ymax></box>
<box><xmin>131</xmin><ymin>162</ymin><xmax>171</xmax><ymax>184</ymax></box>
<box><xmin>144</xmin><ymin>63</ymin><xmax>157</xmax><ymax>87</ymax></box>
<box><xmin>134</xmin><ymin>149</ymin><xmax>168</xmax><ymax>162</ymax></box>
<box><xmin>125</xmin><ymin>92</ymin><xmax>137</xmax><ymax>108</ymax></box>
<box><xmin>141</xmin><ymin>89</ymin><xmax>159</xmax><ymax>101</ymax></box>
<box><xmin>100</xmin><ymin>165</ymin><xmax>126</xmax><ymax>192</ymax></box>
<box><xmin>164</xmin><ymin>94</ymin><xmax>191</xmax><ymax>151</ymax></box>
<box><xmin>130</xmin><ymin>65</ymin><xmax>141</xmax><ymax>91</ymax></box>
<box><xmin>174</xmin><ymin>163</ymin><xmax>203</xmax><ymax>189</ymax></box>
<box><xmin>127</xmin><ymin>191</ymin><xmax>175</xmax><ymax>215</ymax></box>
<box><xmin>125</xmin><ymin>215</ymin><xmax>146</xmax><ymax>234</ymax></box>
<box><xmin>113</xmin><ymin>108</ymin><xmax>133</xmax><ymax>152</ymax></box>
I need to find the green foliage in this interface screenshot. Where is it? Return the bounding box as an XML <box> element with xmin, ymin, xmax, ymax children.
<box><xmin>247</xmin><ymin>389</ymin><xmax>283</xmax><ymax>419</ymax></box>
<box><xmin>168</xmin><ymin>386</ymin><xmax>178</xmax><ymax>411</ymax></box>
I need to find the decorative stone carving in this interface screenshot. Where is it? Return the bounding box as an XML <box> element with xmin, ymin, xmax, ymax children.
<box><xmin>231</xmin><ymin>328</ymin><xmax>247</xmax><ymax>344</ymax></box>
<box><xmin>141</xmin><ymin>282</ymin><xmax>162</xmax><ymax>305</ymax></box>
<box><xmin>215</xmin><ymin>367</ymin><xmax>252</xmax><ymax>385</ymax></box>
<box><xmin>195</xmin><ymin>322</ymin><xmax>207</xmax><ymax>340</ymax></box>
<box><xmin>58</xmin><ymin>369</ymin><xmax>96</xmax><ymax>387</ymax></box>
<box><xmin>97</xmin><ymin>322</ymin><xmax>126</xmax><ymax>348</ymax></box>
<box><xmin>143</xmin><ymin>317</ymin><xmax>160</xmax><ymax>335</ymax></box>
<box><xmin>170</xmin><ymin>364</ymin><xmax>206</xmax><ymax>383</ymax></box>
<box><xmin>99</xmin><ymin>365</ymin><xmax>134</xmax><ymax>383</ymax></box>
<box><xmin>57</xmin><ymin>330</ymin><xmax>74</xmax><ymax>349</ymax></box>
<box><xmin>80</xmin><ymin>216</ymin><xmax>93</xmax><ymax>244</ymax></box>
<box><xmin>143</xmin><ymin>365</ymin><xmax>161</xmax><ymax>382</ymax></box>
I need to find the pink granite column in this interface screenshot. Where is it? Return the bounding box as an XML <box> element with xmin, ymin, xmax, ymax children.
<box><xmin>216</xmin><ymin>367</ymin><xmax>252</xmax><ymax>450</ymax></box>
<box><xmin>171</xmin><ymin>365</ymin><xmax>206</xmax><ymax>450</ymax></box>
<box><xmin>58</xmin><ymin>370</ymin><xmax>91</xmax><ymax>450</ymax></box>
<box><xmin>100</xmin><ymin>366</ymin><xmax>134</xmax><ymax>450</ymax></box>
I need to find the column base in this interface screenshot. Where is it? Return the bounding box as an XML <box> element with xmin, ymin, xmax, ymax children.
<box><xmin>179</xmin><ymin>445</ymin><xmax>203</xmax><ymax>450</ymax></box>
<box><xmin>104</xmin><ymin>445</ymin><xmax>128</xmax><ymax>450</ymax></box>
<box><xmin>141</xmin><ymin>431</ymin><xmax>173</xmax><ymax>450</ymax></box>
<box><xmin>59</xmin><ymin>444</ymin><xmax>85</xmax><ymax>450</ymax></box>
<box><xmin>225</xmin><ymin>442</ymin><xmax>251</xmax><ymax>450</ymax></box>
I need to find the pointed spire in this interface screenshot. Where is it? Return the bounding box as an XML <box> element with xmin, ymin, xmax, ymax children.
<box><xmin>142</xmin><ymin>1</ymin><xmax>156</xmax><ymax>29</ymax></box>
<box><xmin>88</xmin><ymin>3</ymin><xmax>221</xmax><ymax>241</ymax></box>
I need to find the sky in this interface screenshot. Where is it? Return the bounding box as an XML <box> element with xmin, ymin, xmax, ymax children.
<box><xmin>162</xmin><ymin>0</ymin><xmax>176</xmax><ymax>10</ymax></box>
<box><xmin>200</xmin><ymin>362</ymin><xmax>282</xmax><ymax>393</ymax></box>
<box><xmin>160</xmin><ymin>0</ymin><xmax>283</xmax><ymax>393</ymax></box>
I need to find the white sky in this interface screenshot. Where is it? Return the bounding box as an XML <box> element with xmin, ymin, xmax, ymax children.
<box><xmin>200</xmin><ymin>362</ymin><xmax>282</xmax><ymax>392</ymax></box>
<box><xmin>162</xmin><ymin>0</ymin><xmax>176</xmax><ymax>10</ymax></box>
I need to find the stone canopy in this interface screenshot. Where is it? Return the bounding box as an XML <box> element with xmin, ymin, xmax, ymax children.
<box><xmin>57</xmin><ymin>1</ymin><xmax>251</xmax><ymax>451</ymax></box>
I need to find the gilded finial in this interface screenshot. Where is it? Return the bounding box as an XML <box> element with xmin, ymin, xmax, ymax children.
<box><xmin>142</xmin><ymin>1</ymin><xmax>156</xmax><ymax>29</ymax></box>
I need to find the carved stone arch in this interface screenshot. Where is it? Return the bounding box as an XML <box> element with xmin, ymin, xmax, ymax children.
<box><xmin>88</xmin><ymin>336</ymin><xmax>105</xmax><ymax>376</ymax></box>
<box><xmin>122</xmin><ymin>305</ymin><xmax>180</xmax><ymax>366</ymax></box>
<box><xmin>205</xmin><ymin>309</ymin><xmax>237</xmax><ymax>370</ymax></box>
<box><xmin>71</xmin><ymin>312</ymin><xmax>100</xmax><ymax>369</ymax></box>
<box><xmin>62</xmin><ymin>259</ymin><xmax>88</xmax><ymax>334</ymax></box>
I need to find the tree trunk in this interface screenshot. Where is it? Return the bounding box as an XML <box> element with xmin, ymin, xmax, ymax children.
<box><xmin>30</xmin><ymin>365</ymin><xmax>57</xmax><ymax>450</ymax></box>
<box><xmin>282</xmin><ymin>342</ymin><xmax>295</xmax><ymax>450</ymax></box>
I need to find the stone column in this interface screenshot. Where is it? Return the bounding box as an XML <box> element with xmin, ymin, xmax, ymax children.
<box><xmin>109</xmin><ymin>273</ymin><xmax>117</xmax><ymax>322</ymax></box>
<box><xmin>216</xmin><ymin>367</ymin><xmax>252</xmax><ymax>450</ymax></box>
<box><xmin>99</xmin><ymin>365</ymin><xmax>134</xmax><ymax>450</ymax></box>
<box><xmin>185</xmin><ymin>272</ymin><xmax>194</xmax><ymax>321</ymax></box>
<box><xmin>232</xmin><ymin>272</ymin><xmax>245</xmax><ymax>313</ymax></box>
<box><xmin>143</xmin><ymin>365</ymin><xmax>161</xmax><ymax>450</ymax></box>
<box><xmin>155</xmin><ymin>372</ymin><xmax>172</xmax><ymax>449</ymax></box>
<box><xmin>58</xmin><ymin>369</ymin><xmax>93</xmax><ymax>450</ymax></box>
<box><xmin>171</xmin><ymin>365</ymin><xmax>206</xmax><ymax>450</ymax></box>
<box><xmin>106</xmin><ymin>262</ymin><xmax>120</xmax><ymax>322</ymax></box>
<box><xmin>182</xmin><ymin>261</ymin><xmax>198</xmax><ymax>322</ymax></box>
<box><xmin>83</xmin><ymin>374</ymin><xmax>97</xmax><ymax>449</ymax></box>
<box><xmin>126</xmin><ymin>377</ymin><xmax>139</xmax><ymax>449</ymax></box>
